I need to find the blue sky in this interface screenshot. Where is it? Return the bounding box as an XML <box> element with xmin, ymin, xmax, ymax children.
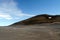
<box><xmin>0</xmin><ymin>0</ymin><xmax>60</xmax><ymax>26</ymax></box>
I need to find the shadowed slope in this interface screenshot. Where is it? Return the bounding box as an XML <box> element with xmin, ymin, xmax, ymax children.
<box><xmin>10</xmin><ymin>14</ymin><xmax>60</xmax><ymax>26</ymax></box>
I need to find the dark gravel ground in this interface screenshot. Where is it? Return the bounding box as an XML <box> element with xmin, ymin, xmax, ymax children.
<box><xmin>0</xmin><ymin>24</ymin><xmax>60</xmax><ymax>40</ymax></box>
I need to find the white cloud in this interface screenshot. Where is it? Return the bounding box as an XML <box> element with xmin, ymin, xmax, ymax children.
<box><xmin>0</xmin><ymin>13</ymin><xmax>12</xmax><ymax>20</ymax></box>
<box><xmin>0</xmin><ymin>0</ymin><xmax>34</xmax><ymax>20</ymax></box>
<box><xmin>16</xmin><ymin>13</ymin><xmax>35</xmax><ymax>17</ymax></box>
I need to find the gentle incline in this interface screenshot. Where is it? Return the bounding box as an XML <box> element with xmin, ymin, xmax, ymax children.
<box><xmin>0</xmin><ymin>14</ymin><xmax>60</xmax><ymax>40</ymax></box>
<box><xmin>0</xmin><ymin>24</ymin><xmax>60</xmax><ymax>40</ymax></box>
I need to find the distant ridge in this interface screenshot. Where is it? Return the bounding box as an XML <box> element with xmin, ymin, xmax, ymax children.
<box><xmin>10</xmin><ymin>14</ymin><xmax>60</xmax><ymax>26</ymax></box>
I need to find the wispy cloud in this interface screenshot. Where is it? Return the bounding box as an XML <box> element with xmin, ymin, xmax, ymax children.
<box><xmin>16</xmin><ymin>13</ymin><xmax>35</xmax><ymax>17</ymax></box>
<box><xmin>0</xmin><ymin>0</ymin><xmax>34</xmax><ymax>20</ymax></box>
<box><xmin>0</xmin><ymin>13</ymin><xmax>12</xmax><ymax>19</ymax></box>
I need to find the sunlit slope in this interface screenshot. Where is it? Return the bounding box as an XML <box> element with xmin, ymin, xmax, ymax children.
<box><xmin>0</xmin><ymin>24</ymin><xmax>60</xmax><ymax>40</ymax></box>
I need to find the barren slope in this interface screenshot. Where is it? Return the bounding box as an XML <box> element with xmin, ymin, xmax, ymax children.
<box><xmin>0</xmin><ymin>24</ymin><xmax>60</xmax><ymax>40</ymax></box>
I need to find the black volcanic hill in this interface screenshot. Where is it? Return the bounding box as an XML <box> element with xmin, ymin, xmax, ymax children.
<box><xmin>11</xmin><ymin>14</ymin><xmax>60</xmax><ymax>26</ymax></box>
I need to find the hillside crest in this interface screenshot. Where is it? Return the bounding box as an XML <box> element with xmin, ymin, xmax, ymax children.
<box><xmin>11</xmin><ymin>14</ymin><xmax>60</xmax><ymax>25</ymax></box>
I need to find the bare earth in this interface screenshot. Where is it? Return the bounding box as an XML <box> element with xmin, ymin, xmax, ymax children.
<box><xmin>0</xmin><ymin>24</ymin><xmax>60</xmax><ymax>40</ymax></box>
